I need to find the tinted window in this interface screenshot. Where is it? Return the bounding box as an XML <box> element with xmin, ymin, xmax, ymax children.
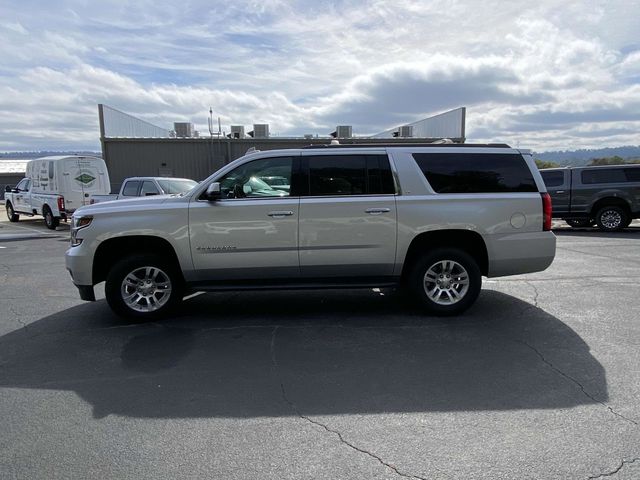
<box><xmin>307</xmin><ymin>154</ymin><xmax>394</xmax><ymax>196</ymax></box>
<box><xmin>413</xmin><ymin>153</ymin><xmax>537</xmax><ymax>193</ymax></box>
<box><xmin>141</xmin><ymin>180</ymin><xmax>160</xmax><ymax>196</ymax></box>
<box><xmin>624</xmin><ymin>167</ymin><xmax>640</xmax><ymax>182</ymax></box>
<box><xmin>121</xmin><ymin>180</ymin><xmax>140</xmax><ymax>196</ymax></box>
<box><xmin>541</xmin><ymin>171</ymin><xmax>565</xmax><ymax>188</ymax></box>
<box><xmin>309</xmin><ymin>155</ymin><xmax>366</xmax><ymax>196</ymax></box>
<box><xmin>367</xmin><ymin>155</ymin><xmax>396</xmax><ymax>194</ymax></box>
<box><xmin>218</xmin><ymin>157</ymin><xmax>292</xmax><ymax>198</ymax></box>
<box><xmin>581</xmin><ymin>168</ymin><xmax>626</xmax><ymax>184</ymax></box>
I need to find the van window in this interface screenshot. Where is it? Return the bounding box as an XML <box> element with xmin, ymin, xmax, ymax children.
<box><xmin>581</xmin><ymin>168</ymin><xmax>626</xmax><ymax>184</ymax></box>
<box><xmin>121</xmin><ymin>180</ymin><xmax>141</xmax><ymax>196</ymax></box>
<box><xmin>413</xmin><ymin>153</ymin><xmax>537</xmax><ymax>193</ymax></box>
<box><xmin>541</xmin><ymin>171</ymin><xmax>565</xmax><ymax>188</ymax></box>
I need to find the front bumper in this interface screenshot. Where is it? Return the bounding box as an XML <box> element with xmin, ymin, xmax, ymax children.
<box><xmin>65</xmin><ymin>244</ymin><xmax>95</xmax><ymax>301</ymax></box>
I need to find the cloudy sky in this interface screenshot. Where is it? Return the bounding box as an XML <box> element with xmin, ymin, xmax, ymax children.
<box><xmin>1</xmin><ymin>0</ymin><xmax>639</xmax><ymax>152</ymax></box>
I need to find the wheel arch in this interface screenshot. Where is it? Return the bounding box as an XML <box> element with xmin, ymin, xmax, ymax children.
<box><xmin>590</xmin><ymin>197</ymin><xmax>632</xmax><ymax>217</ymax></box>
<box><xmin>401</xmin><ymin>229</ymin><xmax>489</xmax><ymax>280</ymax></box>
<box><xmin>93</xmin><ymin>235</ymin><xmax>184</xmax><ymax>285</ymax></box>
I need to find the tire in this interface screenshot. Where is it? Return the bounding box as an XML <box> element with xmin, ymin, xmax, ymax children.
<box><xmin>595</xmin><ymin>206</ymin><xmax>628</xmax><ymax>232</ymax></box>
<box><xmin>105</xmin><ymin>254</ymin><xmax>183</xmax><ymax>320</ymax></box>
<box><xmin>6</xmin><ymin>202</ymin><xmax>19</xmax><ymax>222</ymax></box>
<box><xmin>565</xmin><ymin>219</ymin><xmax>592</xmax><ymax>228</ymax></box>
<box><xmin>43</xmin><ymin>206</ymin><xmax>59</xmax><ymax>230</ymax></box>
<box><xmin>408</xmin><ymin>248</ymin><xmax>482</xmax><ymax>316</ymax></box>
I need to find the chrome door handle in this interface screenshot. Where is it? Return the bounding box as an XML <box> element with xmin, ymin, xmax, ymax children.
<box><xmin>365</xmin><ymin>208</ymin><xmax>390</xmax><ymax>215</ymax></box>
<box><xmin>555</xmin><ymin>190</ymin><xmax>565</xmax><ymax>194</ymax></box>
<box><xmin>268</xmin><ymin>211</ymin><xmax>294</xmax><ymax>218</ymax></box>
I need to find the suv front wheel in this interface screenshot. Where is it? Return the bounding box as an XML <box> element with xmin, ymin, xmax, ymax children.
<box><xmin>105</xmin><ymin>254</ymin><xmax>183</xmax><ymax>319</ymax></box>
<box><xmin>409</xmin><ymin>248</ymin><xmax>482</xmax><ymax>316</ymax></box>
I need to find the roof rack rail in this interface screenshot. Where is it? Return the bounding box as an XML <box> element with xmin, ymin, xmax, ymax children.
<box><xmin>302</xmin><ymin>142</ymin><xmax>511</xmax><ymax>149</ymax></box>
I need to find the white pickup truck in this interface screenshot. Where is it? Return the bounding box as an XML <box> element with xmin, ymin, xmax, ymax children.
<box><xmin>5</xmin><ymin>155</ymin><xmax>110</xmax><ymax>229</ymax></box>
<box><xmin>89</xmin><ymin>177</ymin><xmax>198</xmax><ymax>205</ymax></box>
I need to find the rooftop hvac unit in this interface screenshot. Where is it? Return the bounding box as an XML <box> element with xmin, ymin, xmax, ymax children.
<box><xmin>397</xmin><ymin>125</ymin><xmax>414</xmax><ymax>138</ymax></box>
<box><xmin>253</xmin><ymin>124</ymin><xmax>270</xmax><ymax>138</ymax></box>
<box><xmin>230</xmin><ymin>125</ymin><xmax>245</xmax><ymax>139</ymax></box>
<box><xmin>304</xmin><ymin>134</ymin><xmax>314</xmax><ymax>139</ymax></box>
<box><xmin>174</xmin><ymin>122</ymin><xmax>195</xmax><ymax>137</ymax></box>
<box><xmin>336</xmin><ymin>125</ymin><xmax>352</xmax><ymax>138</ymax></box>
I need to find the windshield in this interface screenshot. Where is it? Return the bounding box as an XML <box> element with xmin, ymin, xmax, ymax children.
<box><xmin>156</xmin><ymin>179</ymin><xmax>198</xmax><ymax>195</ymax></box>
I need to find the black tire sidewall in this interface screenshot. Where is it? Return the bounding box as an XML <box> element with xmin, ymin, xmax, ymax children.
<box><xmin>596</xmin><ymin>206</ymin><xmax>627</xmax><ymax>232</ymax></box>
<box><xmin>43</xmin><ymin>207</ymin><xmax>59</xmax><ymax>230</ymax></box>
<box><xmin>105</xmin><ymin>254</ymin><xmax>183</xmax><ymax>320</ymax></box>
<box><xmin>408</xmin><ymin>248</ymin><xmax>482</xmax><ymax>316</ymax></box>
<box><xmin>6</xmin><ymin>202</ymin><xmax>18</xmax><ymax>222</ymax></box>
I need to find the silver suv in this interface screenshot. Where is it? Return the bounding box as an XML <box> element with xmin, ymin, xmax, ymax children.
<box><xmin>65</xmin><ymin>143</ymin><xmax>556</xmax><ymax>319</ymax></box>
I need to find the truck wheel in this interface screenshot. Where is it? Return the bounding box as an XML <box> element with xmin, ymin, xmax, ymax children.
<box><xmin>6</xmin><ymin>202</ymin><xmax>19</xmax><ymax>222</ymax></box>
<box><xmin>565</xmin><ymin>219</ymin><xmax>591</xmax><ymax>228</ymax></box>
<box><xmin>43</xmin><ymin>206</ymin><xmax>59</xmax><ymax>230</ymax></box>
<box><xmin>408</xmin><ymin>248</ymin><xmax>482</xmax><ymax>316</ymax></box>
<box><xmin>595</xmin><ymin>206</ymin><xmax>627</xmax><ymax>232</ymax></box>
<box><xmin>105</xmin><ymin>254</ymin><xmax>183</xmax><ymax>320</ymax></box>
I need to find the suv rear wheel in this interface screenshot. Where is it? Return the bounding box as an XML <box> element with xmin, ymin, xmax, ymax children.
<box><xmin>408</xmin><ymin>248</ymin><xmax>482</xmax><ymax>316</ymax></box>
<box><xmin>595</xmin><ymin>206</ymin><xmax>628</xmax><ymax>232</ymax></box>
<box><xmin>105</xmin><ymin>254</ymin><xmax>183</xmax><ymax>319</ymax></box>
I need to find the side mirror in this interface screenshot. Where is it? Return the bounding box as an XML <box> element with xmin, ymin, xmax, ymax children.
<box><xmin>206</xmin><ymin>182</ymin><xmax>221</xmax><ymax>201</ymax></box>
<box><xmin>4</xmin><ymin>186</ymin><xmax>10</xmax><ymax>193</ymax></box>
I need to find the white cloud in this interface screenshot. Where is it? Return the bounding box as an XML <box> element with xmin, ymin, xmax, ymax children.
<box><xmin>0</xmin><ymin>0</ymin><xmax>639</xmax><ymax>151</ymax></box>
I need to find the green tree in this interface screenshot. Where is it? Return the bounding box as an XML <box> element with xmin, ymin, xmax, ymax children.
<box><xmin>535</xmin><ymin>159</ymin><xmax>560</xmax><ymax>169</ymax></box>
<box><xmin>589</xmin><ymin>156</ymin><xmax>625</xmax><ymax>166</ymax></box>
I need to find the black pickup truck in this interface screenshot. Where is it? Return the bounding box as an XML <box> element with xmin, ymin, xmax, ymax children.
<box><xmin>540</xmin><ymin>164</ymin><xmax>640</xmax><ymax>231</ymax></box>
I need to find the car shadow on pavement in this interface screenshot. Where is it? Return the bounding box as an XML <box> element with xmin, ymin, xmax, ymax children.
<box><xmin>0</xmin><ymin>289</ymin><xmax>607</xmax><ymax>419</ymax></box>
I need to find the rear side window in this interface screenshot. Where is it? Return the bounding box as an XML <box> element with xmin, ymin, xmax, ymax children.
<box><xmin>413</xmin><ymin>153</ymin><xmax>537</xmax><ymax>193</ymax></box>
<box><xmin>141</xmin><ymin>180</ymin><xmax>160</xmax><ymax>196</ymax></box>
<box><xmin>121</xmin><ymin>180</ymin><xmax>140</xmax><ymax>196</ymax></box>
<box><xmin>307</xmin><ymin>154</ymin><xmax>395</xmax><ymax>196</ymax></box>
<box><xmin>541</xmin><ymin>171</ymin><xmax>565</xmax><ymax>188</ymax></box>
<box><xmin>581</xmin><ymin>168</ymin><xmax>626</xmax><ymax>184</ymax></box>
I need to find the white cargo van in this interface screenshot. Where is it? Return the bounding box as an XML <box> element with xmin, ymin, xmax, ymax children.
<box><xmin>5</xmin><ymin>155</ymin><xmax>110</xmax><ymax>229</ymax></box>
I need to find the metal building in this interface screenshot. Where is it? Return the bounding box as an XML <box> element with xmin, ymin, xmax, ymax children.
<box><xmin>98</xmin><ymin>105</ymin><xmax>467</xmax><ymax>192</ymax></box>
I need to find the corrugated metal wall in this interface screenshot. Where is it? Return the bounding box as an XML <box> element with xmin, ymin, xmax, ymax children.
<box><xmin>102</xmin><ymin>137</ymin><xmax>453</xmax><ymax>192</ymax></box>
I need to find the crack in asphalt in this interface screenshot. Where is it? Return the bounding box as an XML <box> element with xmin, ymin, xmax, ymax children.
<box><xmin>518</xmin><ymin>340</ymin><xmax>638</xmax><ymax>426</ymax></box>
<box><xmin>269</xmin><ymin>326</ymin><xmax>446</xmax><ymax>480</ymax></box>
<box><xmin>587</xmin><ymin>457</ymin><xmax>640</xmax><ymax>479</ymax></box>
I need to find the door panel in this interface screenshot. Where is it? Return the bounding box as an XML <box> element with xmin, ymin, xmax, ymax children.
<box><xmin>299</xmin><ymin>196</ymin><xmax>397</xmax><ymax>277</ymax></box>
<box><xmin>189</xmin><ymin>199</ymin><xmax>300</xmax><ymax>281</ymax></box>
<box><xmin>189</xmin><ymin>155</ymin><xmax>300</xmax><ymax>282</ymax></box>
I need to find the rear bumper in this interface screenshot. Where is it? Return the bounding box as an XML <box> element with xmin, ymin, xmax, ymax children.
<box><xmin>486</xmin><ymin>231</ymin><xmax>556</xmax><ymax>277</ymax></box>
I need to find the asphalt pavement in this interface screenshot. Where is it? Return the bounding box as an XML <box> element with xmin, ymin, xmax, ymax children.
<box><xmin>1</xmin><ymin>217</ymin><xmax>639</xmax><ymax>479</ymax></box>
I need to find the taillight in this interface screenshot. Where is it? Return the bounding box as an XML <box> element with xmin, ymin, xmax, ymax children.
<box><xmin>58</xmin><ymin>196</ymin><xmax>65</xmax><ymax>213</ymax></box>
<box><xmin>541</xmin><ymin>192</ymin><xmax>552</xmax><ymax>231</ymax></box>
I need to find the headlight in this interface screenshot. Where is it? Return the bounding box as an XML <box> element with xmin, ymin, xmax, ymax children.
<box><xmin>72</xmin><ymin>215</ymin><xmax>93</xmax><ymax>230</ymax></box>
<box><xmin>71</xmin><ymin>215</ymin><xmax>93</xmax><ymax>246</ymax></box>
